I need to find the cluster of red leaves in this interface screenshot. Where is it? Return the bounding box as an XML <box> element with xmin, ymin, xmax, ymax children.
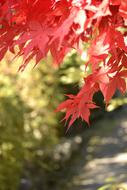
<box><xmin>0</xmin><ymin>0</ymin><xmax>127</xmax><ymax>127</ymax></box>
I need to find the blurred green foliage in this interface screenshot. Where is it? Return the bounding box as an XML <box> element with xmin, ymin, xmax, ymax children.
<box><xmin>0</xmin><ymin>51</ymin><xmax>85</xmax><ymax>189</ymax></box>
<box><xmin>0</xmin><ymin>51</ymin><xmax>125</xmax><ymax>190</ymax></box>
<box><xmin>0</xmin><ymin>55</ymin><xmax>65</xmax><ymax>189</ymax></box>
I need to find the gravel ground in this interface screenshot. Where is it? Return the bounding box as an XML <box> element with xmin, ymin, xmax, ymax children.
<box><xmin>61</xmin><ymin>107</ymin><xmax>127</xmax><ymax>190</ymax></box>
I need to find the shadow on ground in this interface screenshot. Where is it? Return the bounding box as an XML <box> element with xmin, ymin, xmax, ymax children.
<box><xmin>59</xmin><ymin>107</ymin><xmax>127</xmax><ymax>190</ymax></box>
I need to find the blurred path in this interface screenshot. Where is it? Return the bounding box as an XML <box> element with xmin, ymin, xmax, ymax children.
<box><xmin>65</xmin><ymin>108</ymin><xmax>127</xmax><ymax>190</ymax></box>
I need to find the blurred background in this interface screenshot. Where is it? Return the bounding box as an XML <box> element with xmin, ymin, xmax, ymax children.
<box><xmin>0</xmin><ymin>51</ymin><xmax>127</xmax><ymax>190</ymax></box>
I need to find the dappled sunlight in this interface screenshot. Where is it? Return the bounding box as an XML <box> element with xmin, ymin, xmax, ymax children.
<box><xmin>86</xmin><ymin>152</ymin><xmax>127</xmax><ymax>170</ymax></box>
<box><xmin>64</xmin><ymin>112</ymin><xmax>127</xmax><ymax>190</ymax></box>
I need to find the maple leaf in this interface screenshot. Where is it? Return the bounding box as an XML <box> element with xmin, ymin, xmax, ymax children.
<box><xmin>1</xmin><ymin>0</ymin><xmax>127</xmax><ymax>127</ymax></box>
<box><xmin>49</xmin><ymin>6</ymin><xmax>77</xmax><ymax>50</ymax></box>
<box><xmin>56</xmin><ymin>93</ymin><xmax>98</xmax><ymax>128</ymax></box>
<box><xmin>88</xmin><ymin>31</ymin><xmax>110</xmax><ymax>70</ymax></box>
<box><xmin>119</xmin><ymin>0</ymin><xmax>127</xmax><ymax>19</ymax></box>
<box><xmin>100</xmin><ymin>70</ymin><xmax>127</xmax><ymax>103</ymax></box>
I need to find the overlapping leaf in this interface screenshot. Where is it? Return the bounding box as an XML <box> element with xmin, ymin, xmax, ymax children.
<box><xmin>1</xmin><ymin>0</ymin><xmax>127</xmax><ymax>127</ymax></box>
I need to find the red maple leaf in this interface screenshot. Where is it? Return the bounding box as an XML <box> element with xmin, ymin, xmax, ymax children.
<box><xmin>100</xmin><ymin>70</ymin><xmax>127</xmax><ymax>103</ymax></box>
<box><xmin>0</xmin><ymin>0</ymin><xmax>127</xmax><ymax>127</ymax></box>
